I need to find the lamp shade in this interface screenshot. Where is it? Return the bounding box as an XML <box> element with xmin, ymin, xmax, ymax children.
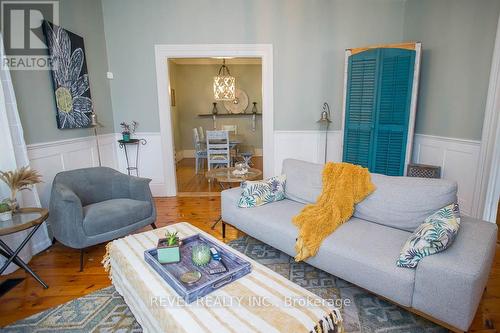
<box><xmin>214</xmin><ymin>75</ymin><xmax>235</xmax><ymax>100</ymax></box>
<box><xmin>214</xmin><ymin>59</ymin><xmax>235</xmax><ymax>100</ymax></box>
<box><xmin>316</xmin><ymin>102</ymin><xmax>332</xmax><ymax>124</ymax></box>
<box><xmin>317</xmin><ymin>110</ymin><xmax>332</xmax><ymax>123</ymax></box>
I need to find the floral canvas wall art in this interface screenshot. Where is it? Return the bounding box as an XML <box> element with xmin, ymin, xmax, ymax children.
<box><xmin>42</xmin><ymin>21</ymin><xmax>93</xmax><ymax>129</ymax></box>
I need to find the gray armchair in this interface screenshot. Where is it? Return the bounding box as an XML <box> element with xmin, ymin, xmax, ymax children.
<box><xmin>49</xmin><ymin>167</ymin><xmax>157</xmax><ymax>271</ymax></box>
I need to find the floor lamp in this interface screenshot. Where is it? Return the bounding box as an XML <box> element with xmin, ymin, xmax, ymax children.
<box><xmin>317</xmin><ymin>102</ymin><xmax>332</xmax><ymax>163</ymax></box>
<box><xmin>90</xmin><ymin>112</ymin><xmax>103</xmax><ymax>167</ymax></box>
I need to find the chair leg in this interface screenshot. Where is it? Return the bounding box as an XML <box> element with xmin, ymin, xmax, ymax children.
<box><xmin>151</xmin><ymin>223</ymin><xmax>157</xmax><ymax>229</ymax></box>
<box><xmin>79</xmin><ymin>249</ymin><xmax>84</xmax><ymax>272</ymax></box>
<box><xmin>195</xmin><ymin>156</ymin><xmax>199</xmax><ymax>174</ymax></box>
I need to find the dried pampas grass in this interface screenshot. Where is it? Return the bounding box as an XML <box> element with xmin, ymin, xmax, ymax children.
<box><xmin>0</xmin><ymin>166</ymin><xmax>42</xmax><ymax>211</ymax></box>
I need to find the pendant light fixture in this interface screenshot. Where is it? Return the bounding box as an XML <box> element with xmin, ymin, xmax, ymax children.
<box><xmin>214</xmin><ymin>59</ymin><xmax>235</xmax><ymax>100</ymax></box>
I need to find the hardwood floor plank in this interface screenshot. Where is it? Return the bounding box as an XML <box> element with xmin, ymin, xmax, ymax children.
<box><xmin>176</xmin><ymin>157</ymin><xmax>263</xmax><ymax>194</ymax></box>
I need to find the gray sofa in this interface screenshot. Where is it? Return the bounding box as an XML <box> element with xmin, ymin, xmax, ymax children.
<box><xmin>221</xmin><ymin>159</ymin><xmax>498</xmax><ymax>332</ymax></box>
<box><xmin>49</xmin><ymin>167</ymin><xmax>157</xmax><ymax>271</ymax></box>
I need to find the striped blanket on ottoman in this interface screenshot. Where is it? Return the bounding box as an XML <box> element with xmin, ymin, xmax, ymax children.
<box><xmin>103</xmin><ymin>222</ymin><xmax>342</xmax><ymax>333</ymax></box>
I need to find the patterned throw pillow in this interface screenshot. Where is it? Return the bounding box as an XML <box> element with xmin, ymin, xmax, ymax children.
<box><xmin>238</xmin><ymin>175</ymin><xmax>286</xmax><ymax>208</ymax></box>
<box><xmin>396</xmin><ymin>203</ymin><xmax>460</xmax><ymax>268</ymax></box>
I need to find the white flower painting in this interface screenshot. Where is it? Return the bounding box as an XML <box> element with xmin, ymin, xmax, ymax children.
<box><xmin>43</xmin><ymin>21</ymin><xmax>93</xmax><ymax>129</ymax></box>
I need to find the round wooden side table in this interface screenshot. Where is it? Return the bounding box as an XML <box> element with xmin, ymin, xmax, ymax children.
<box><xmin>205</xmin><ymin>167</ymin><xmax>263</xmax><ymax>233</ymax></box>
<box><xmin>0</xmin><ymin>208</ymin><xmax>49</xmax><ymax>289</ymax></box>
<box><xmin>205</xmin><ymin>167</ymin><xmax>262</xmax><ymax>190</ymax></box>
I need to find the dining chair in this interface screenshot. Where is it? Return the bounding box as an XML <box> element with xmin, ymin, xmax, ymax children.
<box><xmin>198</xmin><ymin>126</ymin><xmax>205</xmax><ymax>142</ymax></box>
<box><xmin>206</xmin><ymin>130</ymin><xmax>230</xmax><ymax>170</ymax></box>
<box><xmin>222</xmin><ymin>124</ymin><xmax>237</xmax><ymax>135</ymax></box>
<box><xmin>192</xmin><ymin>128</ymin><xmax>207</xmax><ymax>174</ymax></box>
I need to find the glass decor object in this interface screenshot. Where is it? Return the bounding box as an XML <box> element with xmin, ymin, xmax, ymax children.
<box><xmin>251</xmin><ymin>102</ymin><xmax>258</xmax><ymax>114</ymax></box>
<box><xmin>214</xmin><ymin>59</ymin><xmax>235</xmax><ymax>101</ymax></box>
<box><xmin>191</xmin><ymin>243</ymin><xmax>212</xmax><ymax>266</ymax></box>
<box><xmin>211</xmin><ymin>102</ymin><xmax>218</xmax><ymax>115</ymax></box>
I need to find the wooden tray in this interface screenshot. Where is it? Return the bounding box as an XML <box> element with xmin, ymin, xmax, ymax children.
<box><xmin>144</xmin><ymin>233</ymin><xmax>251</xmax><ymax>303</ymax></box>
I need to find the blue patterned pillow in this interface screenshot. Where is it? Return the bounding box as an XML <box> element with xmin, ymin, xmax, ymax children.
<box><xmin>396</xmin><ymin>203</ymin><xmax>460</xmax><ymax>268</ymax></box>
<box><xmin>238</xmin><ymin>175</ymin><xmax>286</xmax><ymax>208</ymax></box>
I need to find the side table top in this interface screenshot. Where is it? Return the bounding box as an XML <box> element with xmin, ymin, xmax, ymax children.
<box><xmin>0</xmin><ymin>207</ymin><xmax>49</xmax><ymax>236</ymax></box>
<box><xmin>205</xmin><ymin>167</ymin><xmax>262</xmax><ymax>183</ymax></box>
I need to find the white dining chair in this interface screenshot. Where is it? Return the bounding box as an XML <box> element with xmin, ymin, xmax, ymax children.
<box><xmin>206</xmin><ymin>130</ymin><xmax>230</xmax><ymax>170</ymax></box>
<box><xmin>222</xmin><ymin>124</ymin><xmax>237</xmax><ymax>135</ymax></box>
<box><xmin>192</xmin><ymin>128</ymin><xmax>207</xmax><ymax>174</ymax></box>
<box><xmin>198</xmin><ymin>126</ymin><xmax>205</xmax><ymax>142</ymax></box>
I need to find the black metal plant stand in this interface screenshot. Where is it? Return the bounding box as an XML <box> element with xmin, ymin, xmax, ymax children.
<box><xmin>118</xmin><ymin>139</ymin><xmax>147</xmax><ymax>176</ymax></box>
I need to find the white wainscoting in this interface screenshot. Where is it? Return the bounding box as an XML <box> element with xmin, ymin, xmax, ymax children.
<box><xmin>273</xmin><ymin>130</ymin><xmax>343</xmax><ymax>175</ymax></box>
<box><xmin>412</xmin><ymin>134</ymin><xmax>481</xmax><ymax>217</ymax></box>
<box><xmin>26</xmin><ymin>130</ymin><xmax>482</xmax><ymax>217</ymax></box>
<box><xmin>27</xmin><ymin>133</ymin><xmax>118</xmax><ymax>208</ymax></box>
<box><xmin>114</xmin><ymin>132</ymin><xmax>168</xmax><ymax>196</ymax></box>
<box><xmin>273</xmin><ymin>131</ymin><xmax>481</xmax><ymax>217</ymax></box>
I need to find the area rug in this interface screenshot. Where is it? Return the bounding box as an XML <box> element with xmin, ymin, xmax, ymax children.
<box><xmin>3</xmin><ymin>236</ymin><xmax>447</xmax><ymax>333</ymax></box>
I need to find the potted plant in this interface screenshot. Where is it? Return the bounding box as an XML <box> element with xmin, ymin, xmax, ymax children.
<box><xmin>120</xmin><ymin>121</ymin><xmax>138</xmax><ymax>142</ymax></box>
<box><xmin>0</xmin><ymin>201</ymin><xmax>12</xmax><ymax>222</ymax></box>
<box><xmin>157</xmin><ymin>231</ymin><xmax>181</xmax><ymax>264</ymax></box>
<box><xmin>0</xmin><ymin>166</ymin><xmax>42</xmax><ymax>212</ymax></box>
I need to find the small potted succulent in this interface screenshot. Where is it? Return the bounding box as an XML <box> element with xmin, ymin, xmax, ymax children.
<box><xmin>157</xmin><ymin>231</ymin><xmax>181</xmax><ymax>264</ymax></box>
<box><xmin>120</xmin><ymin>121</ymin><xmax>138</xmax><ymax>142</ymax></box>
<box><xmin>0</xmin><ymin>201</ymin><xmax>12</xmax><ymax>222</ymax></box>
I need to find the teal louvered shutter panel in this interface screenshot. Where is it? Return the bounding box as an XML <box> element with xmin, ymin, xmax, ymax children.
<box><xmin>342</xmin><ymin>49</ymin><xmax>378</xmax><ymax>168</ymax></box>
<box><xmin>343</xmin><ymin>47</ymin><xmax>415</xmax><ymax>176</ymax></box>
<box><xmin>372</xmin><ymin>48</ymin><xmax>415</xmax><ymax>176</ymax></box>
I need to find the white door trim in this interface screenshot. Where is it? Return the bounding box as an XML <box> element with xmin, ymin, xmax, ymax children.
<box><xmin>474</xmin><ymin>13</ymin><xmax>500</xmax><ymax>220</ymax></box>
<box><xmin>154</xmin><ymin>44</ymin><xmax>274</xmax><ymax>196</ymax></box>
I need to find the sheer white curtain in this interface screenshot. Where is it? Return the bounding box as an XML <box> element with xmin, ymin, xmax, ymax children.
<box><xmin>0</xmin><ymin>34</ymin><xmax>51</xmax><ymax>274</ymax></box>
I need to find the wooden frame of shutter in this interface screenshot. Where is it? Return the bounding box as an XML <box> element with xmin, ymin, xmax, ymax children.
<box><xmin>341</xmin><ymin>42</ymin><xmax>422</xmax><ymax>174</ymax></box>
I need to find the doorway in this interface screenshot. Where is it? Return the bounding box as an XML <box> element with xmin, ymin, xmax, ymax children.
<box><xmin>168</xmin><ymin>57</ymin><xmax>263</xmax><ymax>195</ymax></box>
<box><xmin>154</xmin><ymin>44</ymin><xmax>274</xmax><ymax>196</ymax></box>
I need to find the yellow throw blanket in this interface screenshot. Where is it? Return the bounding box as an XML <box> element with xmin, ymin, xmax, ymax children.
<box><xmin>293</xmin><ymin>162</ymin><xmax>376</xmax><ymax>262</ymax></box>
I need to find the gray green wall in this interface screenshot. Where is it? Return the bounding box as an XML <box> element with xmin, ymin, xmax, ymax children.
<box><xmin>7</xmin><ymin>0</ymin><xmax>500</xmax><ymax>143</ymax></box>
<box><xmin>9</xmin><ymin>0</ymin><xmax>114</xmax><ymax>144</ymax></box>
<box><xmin>171</xmin><ymin>63</ymin><xmax>263</xmax><ymax>151</ymax></box>
<box><xmin>102</xmin><ymin>0</ymin><xmax>406</xmax><ymax>133</ymax></box>
<box><xmin>403</xmin><ymin>0</ymin><xmax>500</xmax><ymax>140</ymax></box>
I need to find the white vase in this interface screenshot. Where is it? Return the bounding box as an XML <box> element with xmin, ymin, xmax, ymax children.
<box><xmin>0</xmin><ymin>211</ymin><xmax>12</xmax><ymax>222</ymax></box>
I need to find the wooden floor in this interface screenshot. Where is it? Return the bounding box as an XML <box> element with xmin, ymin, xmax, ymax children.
<box><xmin>0</xmin><ymin>196</ymin><xmax>499</xmax><ymax>332</ymax></box>
<box><xmin>176</xmin><ymin>157</ymin><xmax>263</xmax><ymax>195</ymax></box>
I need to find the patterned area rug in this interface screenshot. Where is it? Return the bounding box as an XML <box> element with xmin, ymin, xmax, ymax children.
<box><xmin>3</xmin><ymin>236</ymin><xmax>447</xmax><ymax>332</ymax></box>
